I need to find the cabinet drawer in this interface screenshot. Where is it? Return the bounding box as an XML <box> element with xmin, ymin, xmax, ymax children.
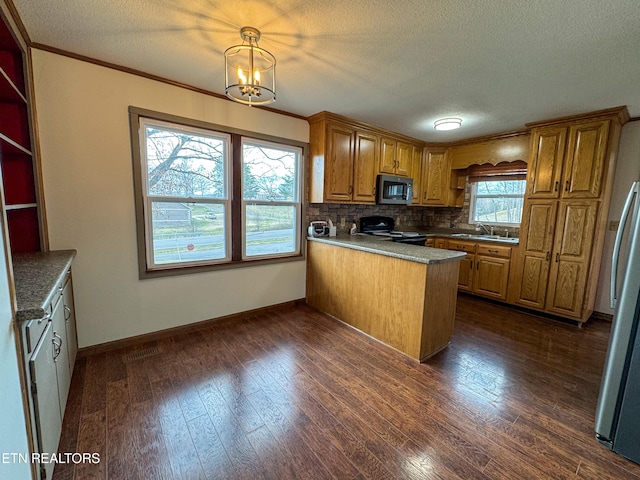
<box><xmin>25</xmin><ymin>315</ymin><xmax>49</xmax><ymax>354</ymax></box>
<box><xmin>477</xmin><ymin>244</ymin><xmax>512</xmax><ymax>258</ymax></box>
<box><xmin>446</xmin><ymin>240</ymin><xmax>477</xmax><ymax>253</ymax></box>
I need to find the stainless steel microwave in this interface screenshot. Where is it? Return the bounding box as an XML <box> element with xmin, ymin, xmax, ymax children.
<box><xmin>376</xmin><ymin>175</ymin><xmax>413</xmax><ymax>205</ymax></box>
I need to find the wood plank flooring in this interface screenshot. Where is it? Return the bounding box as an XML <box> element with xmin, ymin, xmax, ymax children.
<box><xmin>53</xmin><ymin>294</ymin><xmax>640</xmax><ymax>479</ymax></box>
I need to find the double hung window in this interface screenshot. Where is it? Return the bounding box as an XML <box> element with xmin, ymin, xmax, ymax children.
<box><xmin>130</xmin><ymin>108</ymin><xmax>304</xmax><ymax>277</ymax></box>
<box><xmin>469</xmin><ymin>176</ymin><xmax>526</xmax><ymax>226</ymax></box>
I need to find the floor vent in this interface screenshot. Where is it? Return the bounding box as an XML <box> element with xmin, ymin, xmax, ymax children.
<box><xmin>123</xmin><ymin>346</ymin><xmax>162</xmax><ymax>362</ymax></box>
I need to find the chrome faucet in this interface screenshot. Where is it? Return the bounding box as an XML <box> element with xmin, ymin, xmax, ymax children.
<box><xmin>476</xmin><ymin>223</ymin><xmax>494</xmax><ymax>235</ymax></box>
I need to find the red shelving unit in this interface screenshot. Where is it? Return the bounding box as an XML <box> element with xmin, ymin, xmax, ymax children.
<box><xmin>0</xmin><ymin>12</ymin><xmax>41</xmax><ymax>253</ymax></box>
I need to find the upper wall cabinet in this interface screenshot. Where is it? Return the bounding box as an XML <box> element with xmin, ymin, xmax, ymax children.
<box><xmin>0</xmin><ymin>11</ymin><xmax>43</xmax><ymax>253</ymax></box>
<box><xmin>379</xmin><ymin>137</ymin><xmax>411</xmax><ymax>176</ymax></box>
<box><xmin>526</xmin><ymin>120</ymin><xmax>610</xmax><ymax>200</ymax></box>
<box><xmin>308</xmin><ymin>112</ymin><xmax>378</xmax><ymax>204</ymax></box>
<box><xmin>419</xmin><ymin>148</ymin><xmax>451</xmax><ymax>206</ymax></box>
<box><xmin>308</xmin><ymin>112</ymin><xmax>421</xmax><ymax>204</ymax></box>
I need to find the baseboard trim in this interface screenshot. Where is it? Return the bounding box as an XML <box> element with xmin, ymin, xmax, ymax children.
<box><xmin>77</xmin><ymin>298</ymin><xmax>307</xmax><ymax>358</ymax></box>
<box><xmin>590</xmin><ymin>311</ymin><xmax>614</xmax><ymax>322</ymax></box>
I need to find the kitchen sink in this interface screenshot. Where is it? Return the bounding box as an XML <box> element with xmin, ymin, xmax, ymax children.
<box><xmin>450</xmin><ymin>233</ymin><xmax>514</xmax><ymax>241</ymax></box>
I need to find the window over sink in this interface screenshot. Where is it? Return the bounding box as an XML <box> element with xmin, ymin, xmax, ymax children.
<box><xmin>469</xmin><ymin>175</ymin><xmax>526</xmax><ymax>226</ymax></box>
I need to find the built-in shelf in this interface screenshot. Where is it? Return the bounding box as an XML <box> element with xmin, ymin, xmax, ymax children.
<box><xmin>5</xmin><ymin>203</ymin><xmax>37</xmax><ymax>210</ymax></box>
<box><xmin>0</xmin><ymin>132</ymin><xmax>32</xmax><ymax>155</ymax></box>
<box><xmin>0</xmin><ymin>65</ymin><xmax>26</xmax><ymax>103</ymax></box>
<box><xmin>1</xmin><ymin>12</ymin><xmax>41</xmax><ymax>254</ymax></box>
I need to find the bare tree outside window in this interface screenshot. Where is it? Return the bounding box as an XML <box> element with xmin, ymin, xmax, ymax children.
<box><xmin>471</xmin><ymin>179</ymin><xmax>525</xmax><ymax>225</ymax></box>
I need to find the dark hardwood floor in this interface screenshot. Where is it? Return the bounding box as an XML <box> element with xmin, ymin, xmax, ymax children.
<box><xmin>53</xmin><ymin>294</ymin><xmax>640</xmax><ymax>480</ymax></box>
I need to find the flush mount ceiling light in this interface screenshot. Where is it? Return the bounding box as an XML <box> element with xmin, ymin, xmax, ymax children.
<box><xmin>434</xmin><ymin>117</ymin><xmax>462</xmax><ymax>131</ymax></box>
<box><xmin>224</xmin><ymin>26</ymin><xmax>276</xmax><ymax>106</ymax></box>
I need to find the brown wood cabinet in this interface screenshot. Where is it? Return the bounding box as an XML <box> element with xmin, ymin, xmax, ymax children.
<box><xmin>0</xmin><ymin>11</ymin><xmax>43</xmax><ymax>253</ymax></box>
<box><xmin>446</xmin><ymin>240</ymin><xmax>476</xmax><ymax>292</ymax></box>
<box><xmin>512</xmin><ymin>201</ymin><xmax>557</xmax><ymax>309</ymax></box>
<box><xmin>545</xmin><ymin>200</ymin><xmax>598</xmax><ymax>317</ymax></box>
<box><xmin>308</xmin><ymin>113</ymin><xmax>378</xmax><ymax>204</ymax></box>
<box><xmin>474</xmin><ymin>244</ymin><xmax>511</xmax><ymax>301</ymax></box>
<box><xmin>420</xmin><ymin>149</ymin><xmax>451</xmax><ymax>206</ymax></box>
<box><xmin>379</xmin><ymin>137</ymin><xmax>411</xmax><ymax>176</ymax></box>
<box><xmin>510</xmin><ymin>107</ymin><xmax>628</xmax><ymax>322</ymax></box>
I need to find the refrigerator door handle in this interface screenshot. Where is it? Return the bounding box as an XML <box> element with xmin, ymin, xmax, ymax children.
<box><xmin>611</xmin><ymin>181</ymin><xmax>639</xmax><ymax>309</ymax></box>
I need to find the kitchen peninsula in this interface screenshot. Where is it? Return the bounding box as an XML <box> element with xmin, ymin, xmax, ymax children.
<box><xmin>306</xmin><ymin>235</ymin><xmax>465</xmax><ymax>361</ymax></box>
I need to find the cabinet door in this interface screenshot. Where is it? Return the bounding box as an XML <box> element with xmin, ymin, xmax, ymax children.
<box><xmin>51</xmin><ymin>297</ymin><xmax>71</xmax><ymax>418</ymax></box>
<box><xmin>324</xmin><ymin>123</ymin><xmax>354</xmax><ymax>202</ymax></box>
<box><xmin>527</xmin><ymin>127</ymin><xmax>566</xmax><ymax>198</ymax></box>
<box><xmin>379</xmin><ymin>137</ymin><xmax>397</xmax><ymax>174</ymax></box>
<box><xmin>513</xmin><ymin>201</ymin><xmax>558</xmax><ymax>309</ymax></box>
<box><xmin>474</xmin><ymin>256</ymin><xmax>510</xmax><ymax>300</ymax></box>
<box><xmin>421</xmin><ymin>149</ymin><xmax>451</xmax><ymax>205</ymax></box>
<box><xmin>545</xmin><ymin>200</ymin><xmax>598</xmax><ymax>318</ymax></box>
<box><xmin>62</xmin><ymin>276</ymin><xmax>78</xmax><ymax>371</ymax></box>
<box><xmin>29</xmin><ymin>321</ymin><xmax>63</xmax><ymax>480</ymax></box>
<box><xmin>562</xmin><ymin>119</ymin><xmax>610</xmax><ymax>198</ymax></box>
<box><xmin>457</xmin><ymin>255</ymin><xmax>475</xmax><ymax>292</ymax></box>
<box><xmin>395</xmin><ymin>141</ymin><xmax>412</xmax><ymax>176</ymax></box>
<box><xmin>352</xmin><ymin>131</ymin><xmax>378</xmax><ymax>203</ymax></box>
<box><xmin>410</xmin><ymin>146</ymin><xmax>422</xmax><ymax>203</ymax></box>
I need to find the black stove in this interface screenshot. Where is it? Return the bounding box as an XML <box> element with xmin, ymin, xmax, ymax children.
<box><xmin>359</xmin><ymin>216</ymin><xmax>427</xmax><ymax>245</ymax></box>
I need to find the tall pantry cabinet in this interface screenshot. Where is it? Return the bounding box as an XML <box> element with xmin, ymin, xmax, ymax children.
<box><xmin>509</xmin><ymin>107</ymin><xmax>629</xmax><ymax>322</ymax></box>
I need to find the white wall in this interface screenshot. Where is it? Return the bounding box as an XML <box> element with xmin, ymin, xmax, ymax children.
<box><xmin>31</xmin><ymin>50</ymin><xmax>309</xmax><ymax>348</ymax></box>
<box><xmin>595</xmin><ymin>120</ymin><xmax>640</xmax><ymax>314</ymax></box>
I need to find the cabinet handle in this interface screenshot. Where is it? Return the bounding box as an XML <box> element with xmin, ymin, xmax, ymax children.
<box><xmin>554</xmin><ymin>181</ymin><xmax>559</xmax><ymax>192</ymax></box>
<box><xmin>488</xmin><ymin>249</ymin><xmax>499</xmax><ymax>254</ymax></box>
<box><xmin>555</xmin><ymin>252</ymin><xmax>560</xmax><ymax>263</ymax></box>
<box><xmin>64</xmin><ymin>305</ymin><xmax>71</xmax><ymax>321</ymax></box>
<box><xmin>565</xmin><ymin>180</ymin><xmax>570</xmax><ymax>192</ymax></box>
<box><xmin>476</xmin><ymin>261</ymin><xmax>479</xmax><ymax>270</ymax></box>
<box><xmin>52</xmin><ymin>333</ymin><xmax>62</xmax><ymax>360</ymax></box>
<box><xmin>348</xmin><ymin>185</ymin><xmax>353</xmax><ymax>195</ymax></box>
<box><xmin>546</xmin><ymin>251</ymin><xmax>550</xmax><ymax>261</ymax></box>
<box><xmin>423</xmin><ymin>191</ymin><xmax>427</xmax><ymax>200</ymax></box>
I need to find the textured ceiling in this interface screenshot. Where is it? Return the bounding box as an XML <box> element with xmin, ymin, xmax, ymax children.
<box><xmin>11</xmin><ymin>0</ymin><xmax>640</xmax><ymax>141</ymax></box>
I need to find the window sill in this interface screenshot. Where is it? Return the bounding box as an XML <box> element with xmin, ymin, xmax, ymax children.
<box><xmin>139</xmin><ymin>253</ymin><xmax>305</xmax><ymax>279</ymax></box>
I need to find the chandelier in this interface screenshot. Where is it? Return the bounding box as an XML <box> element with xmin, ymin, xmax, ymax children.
<box><xmin>224</xmin><ymin>27</ymin><xmax>276</xmax><ymax>106</ymax></box>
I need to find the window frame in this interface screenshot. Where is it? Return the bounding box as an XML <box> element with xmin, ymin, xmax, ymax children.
<box><xmin>468</xmin><ymin>175</ymin><xmax>526</xmax><ymax>227</ymax></box>
<box><xmin>129</xmin><ymin>107</ymin><xmax>307</xmax><ymax>279</ymax></box>
<box><xmin>240</xmin><ymin>137</ymin><xmax>302</xmax><ymax>260</ymax></box>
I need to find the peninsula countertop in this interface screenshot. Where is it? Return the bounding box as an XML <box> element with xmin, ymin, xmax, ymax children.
<box><xmin>12</xmin><ymin>249</ymin><xmax>77</xmax><ymax>322</ymax></box>
<box><xmin>307</xmin><ymin>234</ymin><xmax>466</xmax><ymax>264</ymax></box>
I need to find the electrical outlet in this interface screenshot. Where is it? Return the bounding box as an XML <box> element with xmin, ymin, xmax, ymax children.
<box><xmin>610</xmin><ymin>220</ymin><xmax>620</xmax><ymax>231</ymax></box>
<box><xmin>340</xmin><ymin>217</ymin><xmax>346</xmax><ymax>227</ymax></box>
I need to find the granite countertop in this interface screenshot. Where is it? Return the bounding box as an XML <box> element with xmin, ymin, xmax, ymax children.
<box><xmin>12</xmin><ymin>250</ymin><xmax>77</xmax><ymax>322</ymax></box>
<box><xmin>307</xmin><ymin>235</ymin><xmax>466</xmax><ymax>264</ymax></box>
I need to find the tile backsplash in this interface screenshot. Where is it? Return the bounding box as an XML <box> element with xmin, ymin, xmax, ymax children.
<box><xmin>306</xmin><ymin>183</ymin><xmax>520</xmax><ymax>237</ymax></box>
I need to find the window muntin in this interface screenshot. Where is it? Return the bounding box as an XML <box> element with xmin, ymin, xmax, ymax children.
<box><xmin>141</xmin><ymin>118</ymin><xmax>231</xmax><ymax>269</ymax></box>
<box><xmin>242</xmin><ymin>139</ymin><xmax>301</xmax><ymax>259</ymax></box>
<box><xmin>469</xmin><ymin>177</ymin><xmax>526</xmax><ymax>226</ymax></box>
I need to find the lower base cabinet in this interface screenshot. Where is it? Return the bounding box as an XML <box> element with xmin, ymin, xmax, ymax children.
<box><xmin>29</xmin><ymin>321</ymin><xmax>63</xmax><ymax>480</ymax></box>
<box><xmin>441</xmin><ymin>239</ymin><xmax>512</xmax><ymax>301</ymax></box>
<box><xmin>21</xmin><ymin>266</ymin><xmax>77</xmax><ymax>480</ymax></box>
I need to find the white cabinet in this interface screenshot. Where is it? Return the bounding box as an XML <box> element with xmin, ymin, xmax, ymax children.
<box><xmin>29</xmin><ymin>321</ymin><xmax>63</xmax><ymax>480</ymax></box>
<box><xmin>15</xmin><ymin>255</ymin><xmax>78</xmax><ymax>480</ymax></box>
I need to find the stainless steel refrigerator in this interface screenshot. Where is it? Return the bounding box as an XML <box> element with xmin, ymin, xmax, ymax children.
<box><xmin>595</xmin><ymin>180</ymin><xmax>640</xmax><ymax>464</ymax></box>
